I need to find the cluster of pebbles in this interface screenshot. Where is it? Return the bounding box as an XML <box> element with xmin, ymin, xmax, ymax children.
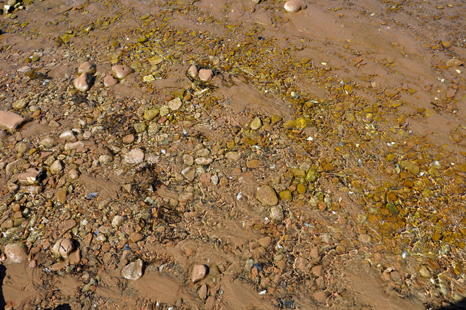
<box><xmin>73</xmin><ymin>61</ymin><xmax>134</xmax><ymax>92</ymax></box>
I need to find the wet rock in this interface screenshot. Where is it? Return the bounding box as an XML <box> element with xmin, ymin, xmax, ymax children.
<box><xmin>270</xmin><ymin>206</ymin><xmax>284</xmax><ymax>221</ymax></box>
<box><xmin>195</xmin><ymin>157</ymin><xmax>213</xmax><ymax>165</ymax></box>
<box><xmin>198</xmin><ymin>69</ymin><xmax>213</xmax><ymax>82</ymax></box>
<box><xmin>13</xmin><ymin>98</ymin><xmax>29</xmax><ymax>110</ymax></box>
<box><xmin>74</xmin><ymin>72</ymin><xmax>92</xmax><ymax>92</ymax></box>
<box><xmin>122</xmin><ymin>259</ymin><xmax>143</xmax><ymax>280</ymax></box>
<box><xmin>65</xmin><ymin>141</ymin><xmax>84</xmax><ymax>151</ymax></box>
<box><xmin>39</xmin><ymin>137</ymin><xmax>56</xmax><ymax>148</ymax></box>
<box><xmin>168</xmin><ymin>98</ymin><xmax>183</xmax><ymax>111</ymax></box>
<box><xmin>68</xmin><ymin>249</ymin><xmax>81</xmax><ymax>265</ymax></box>
<box><xmin>0</xmin><ymin>111</ymin><xmax>24</xmax><ymax>132</ymax></box>
<box><xmin>358</xmin><ymin>234</ymin><xmax>371</xmax><ymax>244</ymax></box>
<box><xmin>124</xmin><ymin>149</ymin><xmax>144</xmax><ymax>164</ymax></box>
<box><xmin>60</xmin><ymin>130</ymin><xmax>76</xmax><ymax>141</ymax></box>
<box><xmin>130</xmin><ymin>232</ymin><xmax>144</xmax><ymax>243</ymax></box>
<box><xmin>143</xmin><ymin>109</ymin><xmax>159</xmax><ymax>121</ymax></box>
<box><xmin>419</xmin><ymin>266</ymin><xmax>431</xmax><ymax>278</ymax></box>
<box><xmin>250</xmin><ymin>117</ymin><xmax>262</xmax><ymax>130</ymax></box>
<box><xmin>104</xmin><ymin>74</ymin><xmax>118</xmax><ymax>87</ymax></box>
<box><xmin>192</xmin><ymin>264</ymin><xmax>208</xmax><ymax>282</ymax></box>
<box><xmin>188</xmin><ymin>65</ymin><xmax>198</xmax><ymax>78</ymax></box>
<box><xmin>198</xmin><ymin>284</ymin><xmax>208</xmax><ymax>300</ymax></box>
<box><xmin>256</xmin><ymin>185</ymin><xmax>279</xmax><ymax>206</ymax></box>
<box><xmin>181</xmin><ymin>167</ymin><xmax>196</xmax><ymax>181</ymax></box>
<box><xmin>134</xmin><ymin>122</ymin><xmax>147</xmax><ymax>133</ymax></box>
<box><xmin>311</xmin><ymin>265</ymin><xmax>323</xmax><ymax>277</ymax></box>
<box><xmin>59</xmin><ymin>219</ymin><xmax>77</xmax><ymax>234</ymax></box>
<box><xmin>112</xmin><ymin>65</ymin><xmax>134</xmax><ymax>79</ymax></box>
<box><xmin>18</xmin><ymin>168</ymin><xmax>40</xmax><ymax>185</ymax></box>
<box><xmin>284</xmin><ymin>0</ymin><xmax>306</xmax><ymax>12</ymax></box>
<box><xmin>112</xmin><ymin>215</ymin><xmax>124</xmax><ymax>227</ymax></box>
<box><xmin>52</xmin><ymin>238</ymin><xmax>74</xmax><ymax>258</ymax></box>
<box><xmin>313</xmin><ymin>291</ymin><xmax>326</xmax><ymax>303</ymax></box>
<box><xmin>446</xmin><ymin>59</ymin><xmax>463</xmax><ymax>67</ymax></box>
<box><xmin>49</xmin><ymin>160</ymin><xmax>63</xmax><ymax>174</ymax></box>
<box><xmin>384</xmin><ymin>88</ymin><xmax>398</xmax><ymax>97</ymax></box>
<box><xmin>4</xmin><ymin>243</ymin><xmax>27</xmax><ymax>263</ymax></box>
<box><xmin>258</xmin><ymin>236</ymin><xmax>272</xmax><ymax>248</ymax></box>
<box><xmin>78</xmin><ymin>61</ymin><xmax>96</xmax><ymax>74</ymax></box>
<box><xmin>205</xmin><ymin>296</ymin><xmax>216</xmax><ymax>310</ymax></box>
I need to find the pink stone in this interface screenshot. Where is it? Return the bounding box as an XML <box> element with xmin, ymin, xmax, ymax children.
<box><xmin>112</xmin><ymin>65</ymin><xmax>133</xmax><ymax>79</ymax></box>
<box><xmin>78</xmin><ymin>61</ymin><xmax>96</xmax><ymax>74</ymax></box>
<box><xmin>188</xmin><ymin>65</ymin><xmax>198</xmax><ymax>78</ymax></box>
<box><xmin>198</xmin><ymin>69</ymin><xmax>213</xmax><ymax>82</ymax></box>
<box><xmin>74</xmin><ymin>73</ymin><xmax>91</xmax><ymax>92</ymax></box>
<box><xmin>192</xmin><ymin>264</ymin><xmax>207</xmax><ymax>282</ymax></box>
<box><xmin>284</xmin><ymin>0</ymin><xmax>306</xmax><ymax>12</ymax></box>
<box><xmin>0</xmin><ymin>111</ymin><xmax>24</xmax><ymax>132</ymax></box>
<box><xmin>447</xmin><ymin>88</ymin><xmax>457</xmax><ymax>98</ymax></box>
<box><xmin>104</xmin><ymin>74</ymin><xmax>118</xmax><ymax>87</ymax></box>
<box><xmin>17</xmin><ymin>168</ymin><xmax>40</xmax><ymax>185</ymax></box>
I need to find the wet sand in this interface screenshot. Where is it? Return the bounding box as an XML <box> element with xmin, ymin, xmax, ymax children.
<box><xmin>0</xmin><ymin>0</ymin><xmax>465</xmax><ymax>309</ymax></box>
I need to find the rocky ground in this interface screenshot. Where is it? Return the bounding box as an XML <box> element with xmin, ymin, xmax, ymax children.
<box><xmin>0</xmin><ymin>0</ymin><xmax>466</xmax><ymax>309</ymax></box>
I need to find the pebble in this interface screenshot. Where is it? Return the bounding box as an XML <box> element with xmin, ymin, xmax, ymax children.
<box><xmin>122</xmin><ymin>134</ymin><xmax>135</xmax><ymax>144</ymax></box>
<box><xmin>256</xmin><ymin>185</ymin><xmax>279</xmax><ymax>206</ymax></box>
<box><xmin>60</xmin><ymin>130</ymin><xmax>76</xmax><ymax>141</ymax></box>
<box><xmin>13</xmin><ymin>98</ymin><xmax>29</xmax><ymax>110</ymax></box>
<box><xmin>284</xmin><ymin>0</ymin><xmax>306</xmax><ymax>12</ymax></box>
<box><xmin>313</xmin><ymin>291</ymin><xmax>326</xmax><ymax>303</ymax></box>
<box><xmin>56</xmin><ymin>189</ymin><xmax>67</xmax><ymax>204</ymax></box>
<box><xmin>270</xmin><ymin>206</ymin><xmax>284</xmax><ymax>221</ymax></box>
<box><xmin>0</xmin><ymin>111</ymin><xmax>24</xmax><ymax>132</ymax></box>
<box><xmin>419</xmin><ymin>266</ymin><xmax>431</xmax><ymax>278</ymax></box>
<box><xmin>250</xmin><ymin>117</ymin><xmax>262</xmax><ymax>130</ymax></box>
<box><xmin>198</xmin><ymin>69</ymin><xmax>213</xmax><ymax>82</ymax></box>
<box><xmin>198</xmin><ymin>284</ymin><xmax>208</xmax><ymax>300</ymax></box>
<box><xmin>311</xmin><ymin>265</ymin><xmax>323</xmax><ymax>277</ymax></box>
<box><xmin>15</xmin><ymin>142</ymin><xmax>28</xmax><ymax>154</ymax></box>
<box><xmin>358</xmin><ymin>234</ymin><xmax>371</xmax><ymax>244</ymax></box>
<box><xmin>99</xmin><ymin>154</ymin><xmax>113</xmax><ymax>164</ymax></box>
<box><xmin>17</xmin><ymin>168</ymin><xmax>40</xmax><ymax>185</ymax></box>
<box><xmin>168</xmin><ymin>98</ymin><xmax>183</xmax><ymax>111</ymax></box>
<box><xmin>134</xmin><ymin>122</ymin><xmax>147</xmax><ymax>133</ymax></box>
<box><xmin>130</xmin><ymin>232</ymin><xmax>144</xmax><ymax>242</ymax></box>
<box><xmin>68</xmin><ymin>249</ymin><xmax>81</xmax><ymax>265</ymax></box>
<box><xmin>258</xmin><ymin>236</ymin><xmax>272</xmax><ymax>248</ymax></box>
<box><xmin>143</xmin><ymin>109</ymin><xmax>159</xmax><ymax>121</ymax></box>
<box><xmin>122</xmin><ymin>259</ymin><xmax>143</xmax><ymax>280</ymax></box>
<box><xmin>446</xmin><ymin>58</ymin><xmax>463</xmax><ymax>67</ymax></box>
<box><xmin>65</xmin><ymin>141</ymin><xmax>84</xmax><ymax>150</ymax></box>
<box><xmin>78</xmin><ymin>61</ymin><xmax>96</xmax><ymax>74</ymax></box>
<box><xmin>112</xmin><ymin>65</ymin><xmax>134</xmax><ymax>79</ymax></box>
<box><xmin>68</xmin><ymin>169</ymin><xmax>79</xmax><ymax>180</ymax></box>
<box><xmin>4</xmin><ymin>242</ymin><xmax>28</xmax><ymax>263</ymax></box>
<box><xmin>195</xmin><ymin>157</ymin><xmax>213</xmax><ymax>165</ymax></box>
<box><xmin>39</xmin><ymin>137</ymin><xmax>56</xmax><ymax>148</ymax></box>
<box><xmin>74</xmin><ymin>73</ymin><xmax>92</xmax><ymax>92</ymax></box>
<box><xmin>188</xmin><ymin>65</ymin><xmax>198</xmax><ymax>78</ymax></box>
<box><xmin>192</xmin><ymin>264</ymin><xmax>208</xmax><ymax>282</ymax></box>
<box><xmin>124</xmin><ymin>149</ymin><xmax>144</xmax><ymax>164</ymax></box>
<box><xmin>52</xmin><ymin>238</ymin><xmax>74</xmax><ymax>258</ymax></box>
<box><xmin>104</xmin><ymin>74</ymin><xmax>118</xmax><ymax>87</ymax></box>
<box><xmin>183</xmin><ymin>154</ymin><xmax>194</xmax><ymax>166</ymax></box>
<box><xmin>49</xmin><ymin>160</ymin><xmax>63</xmax><ymax>174</ymax></box>
<box><xmin>112</xmin><ymin>215</ymin><xmax>124</xmax><ymax>227</ymax></box>
<box><xmin>182</xmin><ymin>167</ymin><xmax>196</xmax><ymax>181</ymax></box>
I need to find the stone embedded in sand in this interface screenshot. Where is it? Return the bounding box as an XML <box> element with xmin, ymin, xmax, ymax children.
<box><xmin>49</xmin><ymin>160</ymin><xmax>63</xmax><ymax>174</ymax></box>
<box><xmin>17</xmin><ymin>168</ymin><xmax>40</xmax><ymax>185</ymax></box>
<box><xmin>124</xmin><ymin>148</ymin><xmax>145</xmax><ymax>164</ymax></box>
<box><xmin>284</xmin><ymin>0</ymin><xmax>306</xmax><ymax>12</ymax></box>
<box><xmin>74</xmin><ymin>72</ymin><xmax>92</xmax><ymax>92</ymax></box>
<box><xmin>112</xmin><ymin>215</ymin><xmax>125</xmax><ymax>227</ymax></box>
<box><xmin>112</xmin><ymin>65</ymin><xmax>134</xmax><ymax>79</ymax></box>
<box><xmin>4</xmin><ymin>242</ymin><xmax>28</xmax><ymax>263</ymax></box>
<box><xmin>250</xmin><ymin>117</ymin><xmax>262</xmax><ymax>130</ymax></box>
<box><xmin>104</xmin><ymin>74</ymin><xmax>118</xmax><ymax>87</ymax></box>
<box><xmin>143</xmin><ymin>109</ymin><xmax>159</xmax><ymax>121</ymax></box>
<box><xmin>446</xmin><ymin>58</ymin><xmax>463</xmax><ymax>67</ymax></box>
<box><xmin>256</xmin><ymin>185</ymin><xmax>279</xmax><ymax>206</ymax></box>
<box><xmin>68</xmin><ymin>249</ymin><xmax>81</xmax><ymax>265</ymax></box>
<box><xmin>65</xmin><ymin>141</ymin><xmax>84</xmax><ymax>151</ymax></box>
<box><xmin>198</xmin><ymin>69</ymin><xmax>213</xmax><ymax>82</ymax></box>
<box><xmin>13</xmin><ymin>98</ymin><xmax>29</xmax><ymax>110</ymax></box>
<box><xmin>446</xmin><ymin>88</ymin><xmax>457</xmax><ymax>98</ymax></box>
<box><xmin>0</xmin><ymin>111</ymin><xmax>24</xmax><ymax>132</ymax></box>
<box><xmin>358</xmin><ymin>234</ymin><xmax>372</xmax><ymax>244</ymax></box>
<box><xmin>192</xmin><ymin>264</ymin><xmax>208</xmax><ymax>282</ymax></box>
<box><xmin>78</xmin><ymin>61</ymin><xmax>96</xmax><ymax>74</ymax></box>
<box><xmin>122</xmin><ymin>259</ymin><xmax>143</xmax><ymax>280</ymax></box>
<box><xmin>52</xmin><ymin>238</ymin><xmax>74</xmax><ymax>258</ymax></box>
<box><xmin>188</xmin><ymin>65</ymin><xmax>198</xmax><ymax>78</ymax></box>
<box><xmin>168</xmin><ymin>98</ymin><xmax>183</xmax><ymax>111</ymax></box>
<box><xmin>40</xmin><ymin>136</ymin><xmax>56</xmax><ymax>148</ymax></box>
<box><xmin>225</xmin><ymin>152</ymin><xmax>241</xmax><ymax>161</ymax></box>
<box><xmin>258</xmin><ymin>236</ymin><xmax>272</xmax><ymax>248</ymax></box>
<box><xmin>270</xmin><ymin>206</ymin><xmax>284</xmax><ymax>220</ymax></box>
<box><xmin>130</xmin><ymin>232</ymin><xmax>144</xmax><ymax>243</ymax></box>
<box><xmin>311</xmin><ymin>265</ymin><xmax>323</xmax><ymax>277</ymax></box>
<box><xmin>419</xmin><ymin>266</ymin><xmax>431</xmax><ymax>278</ymax></box>
<box><xmin>313</xmin><ymin>291</ymin><xmax>326</xmax><ymax>303</ymax></box>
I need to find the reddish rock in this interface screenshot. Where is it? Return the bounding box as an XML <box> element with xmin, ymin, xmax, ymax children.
<box><xmin>112</xmin><ymin>65</ymin><xmax>133</xmax><ymax>79</ymax></box>
<box><xmin>104</xmin><ymin>74</ymin><xmax>118</xmax><ymax>87</ymax></box>
<box><xmin>198</xmin><ymin>69</ymin><xmax>213</xmax><ymax>82</ymax></box>
<box><xmin>78</xmin><ymin>61</ymin><xmax>96</xmax><ymax>74</ymax></box>
<box><xmin>192</xmin><ymin>264</ymin><xmax>208</xmax><ymax>282</ymax></box>
<box><xmin>0</xmin><ymin>111</ymin><xmax>24</xmax><ymax>132</ymax></box>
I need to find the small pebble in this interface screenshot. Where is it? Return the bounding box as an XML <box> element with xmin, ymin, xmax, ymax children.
<box><xmin>0</xmin><ymin>111</ymin><xmax>24</xmax><ymax>132</ymax></box>
<box><xmin>4</xmin><ymin>243</ymin><xmax>28</xmax><ymax>263</ymax></box>
<box><xmin>112</xmin><ymin>65</ymin><xmax>134</xmax><ymax>79</ymax></box>
<box><xmin>52</xmin><ymin>238</ymin><xmax>74</xmax><ymax>258</ymax></box>
<box><xmin>78</xmin><ymin>61</ymin><xmax>96</xmax><ymax>74</ymax></box>
<box><xmin>104</xmin><ymin>74</ymin><xmax>118</xmax><ymax>87</ymax></box>
<box><xmin>284</xmin><ymin>0</ymin><xmax>306</xmax><ymax>12</ymax></box>
<box><xmin>124</xmin><ymin>149</ymin><xmax>144</xmax><ymax>164</ymax></box>
<box><xmin>122</xmin><ymin>259</ymin><xmax>143</xmax><ymax>280</ymax></box>
<box><xmin>256</xmin><ymin>185</ymin><xmax>279</xmax><ymax>206</ymax></box>
<box><xmin>74</xmin><ymin>72</ymin><xmax>91</xmax><ymax>92</ymax></box>
<box><xmin>198</xmin><ymin>69</ymin><xmax>213</xmax><ymax>82</ymax></box>
<box><xmin>192</xmin><ymin>264</ymin><xmax>208</xmax><ymax>282</ymax></box>
<box><xmin>188</xmin><ymin>65</ymin><xmax>198</xmax><ymax>78</ymax></box>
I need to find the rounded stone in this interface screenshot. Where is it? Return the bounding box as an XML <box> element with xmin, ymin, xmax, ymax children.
<box><xmin>130</xmin><ymin>232</ymin><xmax>144</xmax><ymax>243</ymax></box>
<box><xmin>78</xmin><ymin>61</ymin><xmax>96</xmax><ymax>74</ymax></box>
<box><xmin>192</xmin><ymin>264</ymin><xmax>208</xmax><ymax>282</ymax></box>
<box><xmin>124</xmin><ymin>149</ymin><xmax>144</xmax><ymax>164</ymax></box>
<box><xmin>284</xmin><ymin>0</ymin><xmax>306</xmax><ymax>13</ymax></box>
<box><xmin>198</xmin><ymin>69</ymin><xmax>213</xmax><ymax>82</ymax></box>
<box><xmin>143</xmin><ymin>109</ymin><xmax>159</xmax><ymax>121</ymax></box>
<box><xmin>258</xmin><ymin>236</ymin><xmax>272</xmax><ymax>248</ymax></box>
<box><xmin>52</xmin><ymin>238</ymin><xmax>74</xmax><ymax>258</ymax></box>
<box><xmin>74</xmin><ymin>72</ymin><xmax>92</xmax><ymax>92</ymax></box>
<box><xmin>104</xmin><ymin>74</ymin><xmax>118</xmax><ymax>87</ymax></box>
<box><xmin>358</xmin><ymin>234</ymin><xmax>372</xmax><ymax>244</ymax></box>
<box><xmin>112</xmin><ymin>65</ymin><xmax>134</xmax><ymax>79</ymax></box>
<box><xmin>49</xmin><ymin>160</ymin><xmax>63</xmax><ymax>174</ymax></box>
<box><xmin>168</xmin><ymin>98</ymin><xmax>183</xmax><ymax>111</ymax></box>
<box><xmin>122</xmin><ymin>259</ymin><xmax>143</xmax><ymax>280</ymax></box>
<box><xmin>250</xmin><ymin>117</ymin><xmax>262</xmax><ymax>130</ymax></box>
<box><xmin>188</xmin><ymin>65</ymin><xmax>198</xmax><ymax>78</ymax></box>
<box><xmin>4</xmin><ymin>243</ymin><xmax>28</xmax><ymax>263</ymax></box>
<box><xmin>256</xmin><ymin>185</ymin><xmax>279</xmax><ymax>206</ymax></box>
<box><xmin>270</xmin><ymin>206</ymin><xmax>284</xmax><ymax>221</ymax></box>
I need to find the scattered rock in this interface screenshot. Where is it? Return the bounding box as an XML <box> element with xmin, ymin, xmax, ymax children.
<box><xmin>122</xmin><ymin>134</ymin><xmax>135</xmax><ymax>144</ymax></box>
<box><xmin>130</xmin><ymin>232</ymin><xmax>144</xmax><ymax>242</ymax></box>
<box><xmin>4</xmin><ymin>243</ymin><xmax>28</xmax><ymax>263</ymax></box>
<box><xmin>112</xmin><ymin>215</ymin><xmax>124</xmax><ymax>227</ymax></box>
<box><xmin>143</xmin><ymin>109</ymin><xmax>159</xmax><ymax>121</ymax></box>
<box><xmin>125</xmin><ymin>149</ymin><xmax>145</xmax><ymax>164</ymax></box>
<box><xmin>446</xmin><ymin>59</ymin><xmax>463</xmax><ymax>67</ymax></box>
<box><xmin>192</xmin><ymin>264</ymin><xmax>208</xmax><ymax>282</ymax></box>
<box><xmin>256</xmin><ymin>185</ymin><xmax>279</xmax><ymax>206</ymax></box>
<box><xmin>358</xmin><ymin>234</ymin><xmax>371</xmax><ymax>244</ymax></box>
<box><xmin>52</xmin><ymin>238</ymin><xmax>74</xmax><ymax>258</ymax></box>
<box><xmin>284</xmin><ymin>0</ymin><xmax>306</xmax><ymax>12</ymax></box>
<box><xmin>17</xmin><ymin>168</ymin><xmax>40</xmax><ymax>185</ymax></box>
<box><xmin>74</xmin><ymin>73</ymin><xmax>92</xmax><ymax>92</ymax></box>
<box><xmin>198</xmin><ymin>284</ymin><xmax>208</xmax><ymax>300</ymax></box>
<box><xmin>250</xmin><ymin>117</ymin><xmax>262</xmax><ymax>130</ymax></box>
<box><xmin>112</xmin><ymin>65</ymin><xmax>134</xmax><ymax>79</ymax></box>
<box><xmin>78</xmin><ymin>61</ymin><xmax>96</xmax><ymax>74</ymax></box>
<box><xmin>419</xmin><ymin>266</ymin><xmax>431</xmax><ymax>278</ymax></box>
<box><xmin>13</xmin><ymin>98</ymin><xmax>29</xmax><ymax>110</ymax></box>
<box><xmin>198</xmin><ymin>69</ymin><xmax>213</xmax><ymax>82</ymax></box>
<box><xmin>258</xmin><ymin>236</ymin><xmax>272</xmax><ymax>248</ymax></box>
<box><xmin>311</xmin><ymin>265</ymin><xmax>323</xmax><ymax>277</ymax></box>
<box><xmin>122</xmin><ymin>259</ymin><xmax>143</xmax><ymax>280</ymax></box>
<box><xmin>104</xmin><ymin>74</ymin><xmax>118</xmax><ymax>87</ymax></box>
<box><xmin>0</xmin><ymin>111</ymin><xmax>25</xmax><ymax>132</ymax></box>
<box><xmin>270</xmin><ymin>206</ymin><xmax>284</xmax><ymax>221</ymax></box>
<box><xmin>168</xmin><ymin>98</ymin><xmax>183</xmax><ymax>111</ymax></box>
<box><xmin>313</xmin><ymin>291</ymin><xmax>326</xmax><ymax>303</ymax></box>
<box><xmin>188</xmin><ymin>65</ymin><xmax>198</xmax><ymax>78</ymax></box>
<box><xmin>49</xmin><ymin>160</ymin><xmax>63</xmax><ymax>174</ymax></box>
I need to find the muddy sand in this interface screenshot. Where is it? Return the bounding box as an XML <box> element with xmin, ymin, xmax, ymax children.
<box><xmin>0</xmin><ymin>0</ymin><xmax>466</xmax><ymax>309</ymax></box>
